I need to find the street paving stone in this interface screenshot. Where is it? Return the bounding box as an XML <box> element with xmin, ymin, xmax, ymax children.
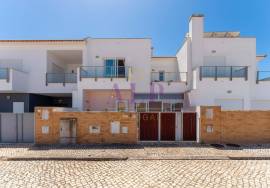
<box><xmin>0</xmin><ymin>160</ymin><xmax>269</xmax><ymax>187</ymax></box>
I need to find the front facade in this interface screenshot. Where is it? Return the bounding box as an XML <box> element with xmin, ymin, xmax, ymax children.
<box><xmin>0</xmin><ymin>14</ymin><xmax>269</xmax><ymax>144</ymax></box>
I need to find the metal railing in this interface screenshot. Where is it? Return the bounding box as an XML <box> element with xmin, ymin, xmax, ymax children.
<box><xmin>256</xmin><ymin>71</ymin><xmax>270</xmax><ymax>84</ymax></box>
<box><xmin>0</xmin><ymin>68</ymin><xmax>9</xmax><ymax>82</ymax></box>
<box><xmin>46</xmin><ymin>73</ymin><xmax>77</xmax><ymax>86</ymax></box>
<box><xmin>80</xmin><ymin>66</ymin><xmax>130</xmax><ymax>80</ymax></box>
<box><xmin>199</xmin><ymin>66</ymin><xmax>248</xmax><ymax>80</ymax></box>
<box><xmin>151</xmin><ymin>72</ymin><xmax>187</xmax><ymax>82</ymax></box>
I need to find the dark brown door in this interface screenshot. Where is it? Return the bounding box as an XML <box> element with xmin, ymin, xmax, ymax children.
<box><xmin>140</xmin><ymin>113</ymin><xmax>158</xmax><ymax>141</ymax></box>
<box><xmin>161</xmin><ymin>113</ymin><xmax>175</xmax><ymax>141</ymax></box>
<box><xmin>183</xmin><ymin>113</ymin><xmax>196</xmax><ymax>141</ymax></box>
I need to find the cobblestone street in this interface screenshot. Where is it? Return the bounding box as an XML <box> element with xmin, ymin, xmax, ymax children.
<box><xmin>0</xmin><ymin>160</ymin><xmax>269</xmax><ymax>187</ymax></box>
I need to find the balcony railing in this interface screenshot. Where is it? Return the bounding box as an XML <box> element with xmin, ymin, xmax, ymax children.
<box><xmin>256</xmin><ymin>71</ymin><xmax>270</xmax><ymax>84</ymax></box>
<box><xmin>199</xmin><ymin>66</ymin><xmax>248</xmax><ymax>81</ymax></box>
<box><xmin>151</xmin><ymin>72</ymin><xmax>187</xmax><ymax>83</ymax></box>
<box><xmin>80</xmin><ymin>66</ymin><xmax>130</xmax><ymax>80</ymax></box>
<box><xmin>46</xmin><ymin>73</ymin><xmax>77</xmax><ymax>86</ymax></box>
<box><xmin>0</xmin><ymin>68</ymin><xmax>9</xmax><ymax>81</ymax></box>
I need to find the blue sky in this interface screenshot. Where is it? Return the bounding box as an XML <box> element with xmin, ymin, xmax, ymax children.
<box><xmin>0</xmin><ymin>0</ymin><xmax>269</xmax><ymax>69</ymax></box>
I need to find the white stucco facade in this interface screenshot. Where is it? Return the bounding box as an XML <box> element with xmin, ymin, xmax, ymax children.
<box><xmin>0</xmin><ymin>14</ymin><xmax>268</xmax><ymax>111</ymax></box>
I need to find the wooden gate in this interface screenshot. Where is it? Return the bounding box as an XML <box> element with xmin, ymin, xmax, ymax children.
<box><xmin>139</xmin><ymin>113</ymin><xmax>158</xmax><ymax>141</ymax></box>
<box><xmin>183</xmin><ymin>113</ymin><xmax>196</xmax><ymax>141</ymax></box>
<box><xmin>160</xmin><ymin>113</ymin><xmax>175</xmax><ymax>141</ymax></box>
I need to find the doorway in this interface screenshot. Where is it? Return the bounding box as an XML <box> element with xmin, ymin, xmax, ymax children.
<box><xmin>160</xmin><ymin>113</ymin><xmax>176</xmax><ymax>141</ymax></box>
<box><xmin>59</xmin><ymin>118</ymin><xmax>77</xmax><ymax>144</ymax></box>
<box><xmin>117</xmin><ymin>59</ymin><xmax>125</xmax><ymax>78</ymax></box>
<box><xmin>104</xmin><ymin>59</ymin><xmax>126</xmax><ymax>78</ymax></box>
<box><xmin>139</xmin><ymin>113</ymin><xmax>159</xmax><ymax>141</ymax></box>
<box><xmin>183</xmin><ymin>113</ymin><xmax>196</xmax><ymax>141</ymax></box>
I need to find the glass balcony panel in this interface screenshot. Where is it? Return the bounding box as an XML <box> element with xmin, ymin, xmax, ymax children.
<box><xmin>0</xmin><ymin>68</ymin><xmax>8</xmax><ymax>79</ymax></box>
<box><xmin>200</xmin><ymin>66</ymin><xmax>247</xmax><ymax>79</ymax></box>
<box><xmin>232</xmin><ymin>67</ymin><xmax>246</xmax><ymax>78</ymax></box>
<box><xmin>65</xmin><ymin>73</ymin><xmax>77</xmax><ymax>83</ymax></box>
<box><xmin>46</xmin><ymin>73</ymin><xmax>77</xmax><ymax>84</ymax></box>
<box><xmin>151</xmin><ymin>72</ymin><xmax>187</xmax><ymax>82</ymax></box>
<box><xmin>201</xmin><ymin>67</ymin><xmax>216</xmax><ymax>77</ymax></box>
<box><xmin>80</xmin><ymin>66</ymin><xmax>128</xmax><ymax>78</ymax></box>
<box><xmin>217</xmin><ymin>66</ymin><xmax>231</xmax><ymax>77</ymax></box>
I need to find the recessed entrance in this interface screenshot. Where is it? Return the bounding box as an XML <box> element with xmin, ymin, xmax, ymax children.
<box><xmin>59</xmin><ymin>118</ymin><xmax>77</xmax><ymax>144</ymax></box>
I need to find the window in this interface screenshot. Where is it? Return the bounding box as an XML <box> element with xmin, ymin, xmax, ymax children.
<box><xmin>149</xmin><ymin>101</ymin><xmax>162</xmax><ymax>112</ymax></box>
<box><xmin>172</xmin><ymin>103</ymin><xmax>183</xmax><ymax>112</ymax></box>
<box><xmin>116</xmin><ymin>100</ymin><xmax>128</xmax><ymax>112</ymax></box>
<box><xmin>159</xmin><ymin>71</ymin><xmax>165</xmax><ymax>81</ymax></box>
<box><xmin>163</xmin><ymin>103</ymin><xmax>171</xmax><ymax>112</ymax></box>
<box><xmin>104</xmin><ymin>58</ymin><xmax>126</xmax><ymax>78</ymax></box>
<box><xmin>135</xmin><ymin>103</ymin><xmax>147</xmax><ymax>112</ymax></box>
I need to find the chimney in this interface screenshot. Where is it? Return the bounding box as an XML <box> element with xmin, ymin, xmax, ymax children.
<box><xmin>189</xmin><ymin>14</ymin><xmax>204</xmax><ymax>40</ymax></box>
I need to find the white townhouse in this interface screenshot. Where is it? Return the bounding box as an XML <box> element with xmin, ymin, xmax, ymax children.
<box><xmin>0</xmin><ymin>14</ymin><xmax>268</xmax><ymax>113</ymax></box>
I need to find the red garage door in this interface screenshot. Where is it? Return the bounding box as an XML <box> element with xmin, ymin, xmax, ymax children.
<box><xmin>160</xmin><ymin>113</ymin><xmax>175</xmax><ymax>141</ymax></box>
<box><xmin>140</xmin><ymin>113</ymin><xmax>158</xmax><ymax>141</ymax></box>
<box><xmin>183</xmin><ymin>113</ymin><xmax>197</xmax><ymax>141</ymax></box>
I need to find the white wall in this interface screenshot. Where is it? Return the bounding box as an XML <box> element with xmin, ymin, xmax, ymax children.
<box><xmin>176</xmin><ymin>39</ymin><xmax>192</xmax><ymax>89</ymax></box>
<box><xmin>84</xmin><ymin>38</ymin><xmax>152</xmax><ymax>93</ymax></box>
<box><xmin>183</xmin><ymin>15</ymin><xmax>261</xmax><ymax>110</ymax></box>
<box><xmin>47</xmin><ymin>53</ymin><xmax>66</xmax><ymax>73</ymax></box>
<box><xmin>151</xmin><ymin>57</ymin><xmax>178</xmax><ymax>72</ymax></box>
<box><xmin>0</xmin><ymin>42</ymin><xmax>85</xmax><ymax>94</ymax></box>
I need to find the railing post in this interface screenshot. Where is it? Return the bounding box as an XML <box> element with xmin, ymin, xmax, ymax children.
<box><xmin>185</xmin><ymin>72</ymin><xmax>188</xmax><ymax>85</ymax></box>
<box><xmin>245</xmin><ymin>66</ymin><xmax>248</xmax><ymax>81</ymax></box>
<box><xmin>79</xmin><ymin>67</ymin><xmax>82</xmax><ymax>81</ymax></box>
<box><xmin>63</xmin><ymin>73</ymin><xmax>66</xmax><ymax>86</ymax></box>
<box><xmin>95</xmin><ymin>67</ymin><xmax>97</xmax><ymax>81</ymax></box>
<box><xmin>45</xmin><ymin>73</ymin><xmax>48</xmax><ymax>86</ymax></box>
<box><xmin>6</xmin><ymin>68</ymin><xmax>10</xmax><ymax>83</ymax></box>
<box><xmin>199</xmin><ymin>66</ymin><xmax>202</xmax><ymax>81</ymax></box>
<box><xmin>215</xmin><ymin>66</ymin><xmax>217</xmax><ymax>81</ymax></box>
<box><xmin>230</xmin><ymin>66</ymin><xmax>233</xmax><ymax>81</ymax></box>
<box><xmin>126</xmin><ymin>67</ymin><xmax>128</xmax><ymax>81</ymax></box>
<box><xmin>256</xmin><ymin>71</ymin><xmax>259</xmax><ymax>84</ymax></box>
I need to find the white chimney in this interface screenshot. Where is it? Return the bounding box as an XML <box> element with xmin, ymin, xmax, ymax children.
<box><xmin>189</xmin><ymin>14</ymin><xmax>204</xmax><ymax>68</ymax></box>
<box><xmin>189</xmin><ymin>14</ymin><xmax>204</xmax><ymax>41</ymax></box>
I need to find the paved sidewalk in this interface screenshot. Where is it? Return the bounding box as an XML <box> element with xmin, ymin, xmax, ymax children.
<box><xmin>1</xmin><ymin>143</ymin><xmax>270</xmax><ymax>160</ymax></box>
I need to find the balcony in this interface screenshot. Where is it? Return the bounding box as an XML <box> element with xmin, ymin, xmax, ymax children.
<box><xmin>0</xmin><ymin>68</ymin><xmax>28</xmax><ymax>92</ymax></box>
<box><xmin>151</xmin><ymin>72</ymin><xmax>187</xmax><ymax>83</ymax></box>
<box><xmin>80</xmin><ymin>66</ymin><xmax>131</xmax><ymax>81</ymax></box>
<box><xmin>256</xmin><ymin>71</ymin><xmax>270</xmax><ymax>84</ymax></box>
<box><xmin>199</xmin><ymin>66</ymin><xmax>248</xmax><ymax>81</ymax></box>
<box><xmin>46</xmin><ymin>73</ymin><xmax>77</xmax><ymax>86</ymax></box>
<box><xmin>151</xmin><ymin>72</ymin><xmax>188</xmax><ymax>93</ymax></box>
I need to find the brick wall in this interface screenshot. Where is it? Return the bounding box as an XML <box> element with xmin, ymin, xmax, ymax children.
<box><xmin>83</xmin><ymin>90</ymin><xmax>133</xmax><ymax>111</ymax></box>
<box><xmin>35</xmin><ymin>107</ymin><xmax>138</xmax><ymax>144</ymax></box>
<box><xmin>200</xmin><ymin>106</ymin><xmax>270</xmax><ymax>144</ymax></box>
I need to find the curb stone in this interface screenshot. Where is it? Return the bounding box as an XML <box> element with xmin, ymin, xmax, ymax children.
<box><xmin>1</xmin><ymin>156</ymin><xmax>270</xmax><ymax>161</ymax></box>
<box><xmin>0</xmin><ymin>157</ymin><xmax>128</xmax><ymax>161</ymax></box>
